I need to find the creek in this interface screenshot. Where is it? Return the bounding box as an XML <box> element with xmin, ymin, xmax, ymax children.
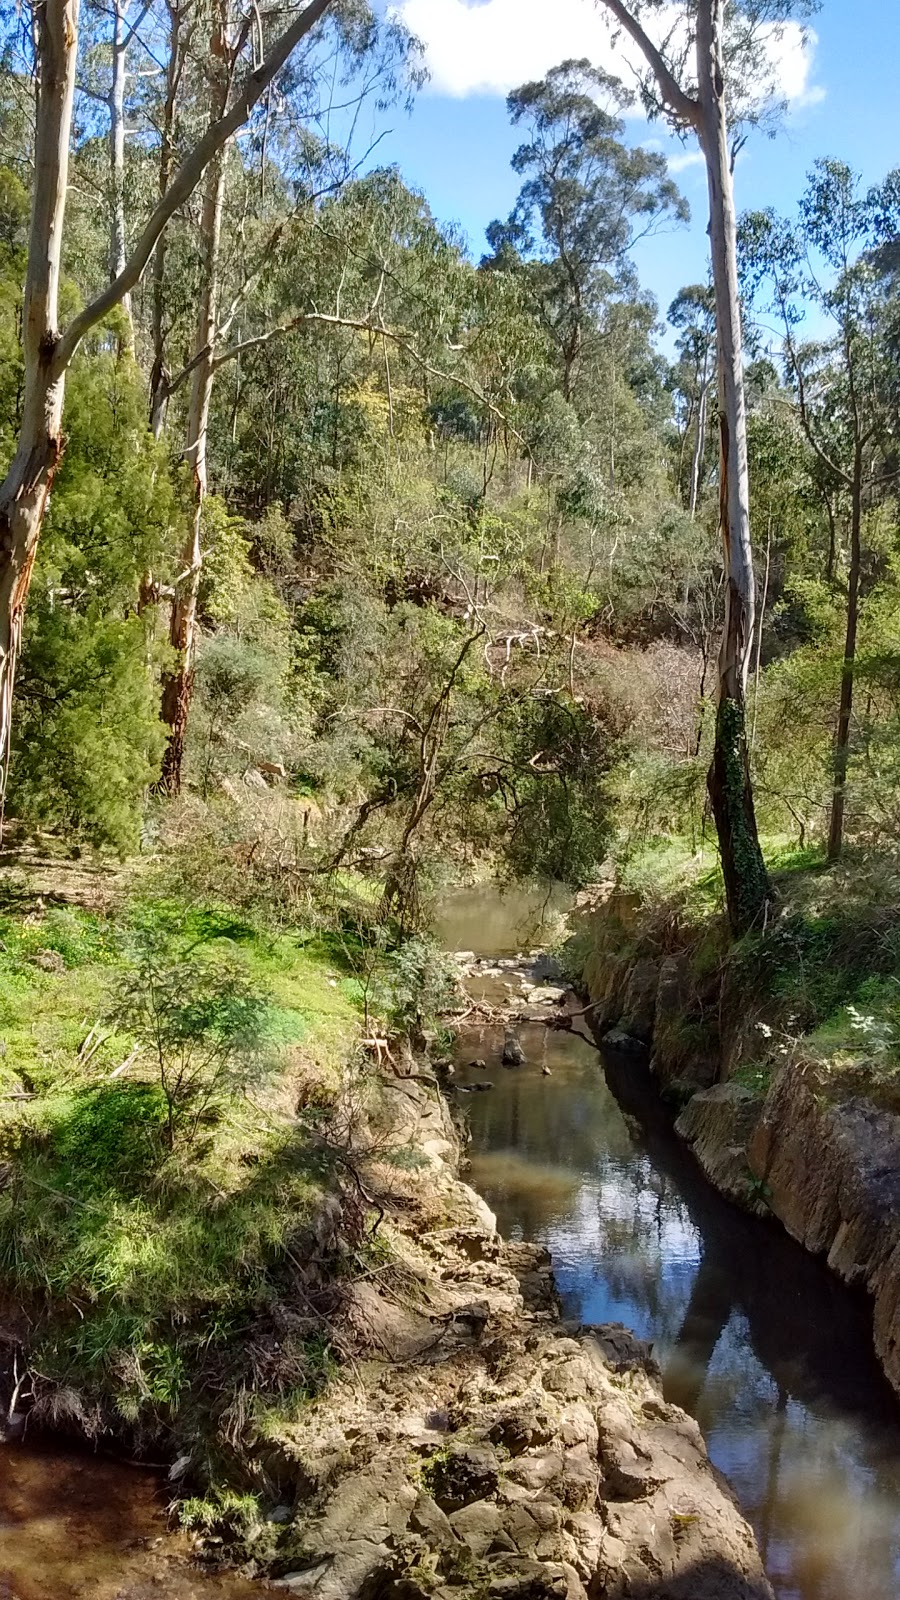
<box><xmin>3</xmin><ymin>881</ymin><xmax>900</xmax><ymax>1599</ymax></box>
<box><xmin>436</xmin><ymin>881</ymin><xmax>900</xmax><ymax>1600</ymax></box>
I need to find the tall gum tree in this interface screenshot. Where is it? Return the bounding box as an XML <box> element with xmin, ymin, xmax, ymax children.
<box><xmin>742</xmin><ymin>161</ymin><xmax>900</xmax><ymax>861</ymax></box>
<box><xmin>594</xmin><ymin>0</ymin><xmax>815</xmax><ymax>933</ymax></box>
<box><xmin>0</xmin><ymin>0</ymin><xmax>337</xmax><ymax>790</ymax></box>
<box><xmin>157</xmin><ymin>0</ymin><xmax>231</xmax><ymax>794</ymax></box>
<box><xmin>483</xmin><ymin>59</ymin><xmax>687</xmax><ymax>406</ymax></box>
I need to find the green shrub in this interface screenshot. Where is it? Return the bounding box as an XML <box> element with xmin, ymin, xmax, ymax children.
<box><xmin>111</xmin><ymin>924</ymin><xmax>272</xmax><ymax>1146</ymax></box>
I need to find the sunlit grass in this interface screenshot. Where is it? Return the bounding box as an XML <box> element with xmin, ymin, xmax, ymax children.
<box><xmin>0</xmin><ymin>887</ymin><xmax>364</xmax><ymax>1447</ymax></box>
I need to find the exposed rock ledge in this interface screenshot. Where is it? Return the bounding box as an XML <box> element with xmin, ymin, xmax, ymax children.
<box><xmin>256</xmin><ymin>1070</ymin><xmax>773</xmax><ymax>1600</ymax></box>
<box><xmin>747</xmin><ymin>1062</ymin><xmax>900</xmax><ymax>1397</ymax></box>
<box><xmin>580</xmin><ymin>894</ymin><xmax>900</xmax><ymax>1400</ymax></box>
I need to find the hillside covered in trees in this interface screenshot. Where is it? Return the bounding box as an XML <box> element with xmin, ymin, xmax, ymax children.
<box><xmin>1</xmin><ymin>0</ymin><xmax>898</xmax><ymax>913</ymax></box>
<box><xmin>2</xmin><ymin>0</ymin><xmax>900</xmax><ymax>1593</ymax></box>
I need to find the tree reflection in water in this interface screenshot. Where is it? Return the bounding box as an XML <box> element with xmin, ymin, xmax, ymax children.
<box><xmin>453</xmin><ymin>1012</ymin><xmax>900</xmax><ymax>1600</ymax></box>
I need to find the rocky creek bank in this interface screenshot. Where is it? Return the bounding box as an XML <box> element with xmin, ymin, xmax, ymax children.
<box><xmin>579</xmin><ymin>888</ymin><xmax>900</xmax><ymax>1401</ymax></box>
<box><xmin>253</xmin><ymin>1060</ymin><xmax>772</xmax><ymax>1599</ymax></box>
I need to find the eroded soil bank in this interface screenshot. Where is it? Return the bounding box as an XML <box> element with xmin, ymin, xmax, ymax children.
<box><xmin>442</xmin><ymin>884</ymin><xmax>900</xmax><ymax>1599</ymax></box>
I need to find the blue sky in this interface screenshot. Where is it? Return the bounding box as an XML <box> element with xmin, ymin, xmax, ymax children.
<box><xmin>355</xmin><ymin>0</ymin><xmax>900</xmax><ymax>335</ymax></box>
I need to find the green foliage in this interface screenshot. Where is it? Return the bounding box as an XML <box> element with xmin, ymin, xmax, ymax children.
<box><xmin>10</xmin><ymin>612</ymin><xmax>165</xmax><ymax>853</ymax></box>
<box><xmin>500</xmin><ymin>692</ymin><xmax>624</xmax><ymax>884</ymax></box>
<box><xmin>111</xmin><ymin>923</ymin><xmax>272</xmax><ymax>1145</ymax></box>
<box><xmin>9</xmin><ymin>356</ymin><xmax>176</xmax><ymax>851</ymax></box>
<box><xmin>377</xmin><ymin>935</ymin><xmax>460</xmax><ymax>1035</ymax></box>
<box><xmin>0</xmin><ymin>885</ymin><xmax>363</xmax><ymax>1449</ymax></box>
<box><xmin>54</xmin><ymin>1084</ymin><xmax>168</xmax><ymax>1195</ymax></box>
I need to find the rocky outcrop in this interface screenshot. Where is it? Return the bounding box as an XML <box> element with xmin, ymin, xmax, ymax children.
<box><xmin>748</xmin><ymin>1062</ymin><xmax>900</xmax><ymax>1396</ymax></box>
<box><xmin>676</xmin><ymin>1085</ymin><xmax>768</xmax><ymax>1216</ymax></box>
<box><xmin>618</xmin><ymin>957</ymin><xmax>660</xmax><ymax>1044</ymax></box>
<box><xmin>255</xmin><ymin>1068</ymin><xmax>773</xmax><ymax>1600</ymax></box>
<box><xmin>580</xmin><ymin>898</ymin><xmax>720</xmax><ymax>1090</ymax></box>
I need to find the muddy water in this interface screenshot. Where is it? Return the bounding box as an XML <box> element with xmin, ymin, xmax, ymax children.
<box><xmin>440</xmin><ymin>883</ymin><xmax>900</xmax><ymax>1600</ymax></box>
<box><xmin>0</xmin><ymin>1437</ymin><xmax>268</xmax><ymax>1599</ymax></box>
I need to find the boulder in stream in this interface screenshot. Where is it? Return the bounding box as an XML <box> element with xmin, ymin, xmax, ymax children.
<box><xmin>502</xmin><ymin>1031</ymin><xmax>527</xmax><ymax>1066</ymax></box>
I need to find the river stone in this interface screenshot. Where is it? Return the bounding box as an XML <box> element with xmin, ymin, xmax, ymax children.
<box><xmin>503</xmin><ymin>1032</ymin><xmax>527</xmax><ymax>1066</ymax></box>
<box><xmin>410</xmin><ymin>1491</ymin><xmax>458</xmax><ymax>1547</ymax></box>
<box><xmin>485</xmin><ymin>1556</ymin><xmax>570</xmax><ymax>1598</ymax></box>
<box><xmin>602</xmin><ymin>1027</ymin><xmax>648</xmax><ymax>1056</ymax></box>
<box><xmin>449</xmin><ymin>1498</ymin><xmax>503</xmax><ymax>1554</ymax></box>
<box><xmin>429</xmin><ymin>1442</ymin><xmax>500</xmax><ymax>1511</ymax></box>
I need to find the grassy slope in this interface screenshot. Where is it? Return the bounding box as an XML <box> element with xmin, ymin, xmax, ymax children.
<box><xmin>0</xmin><ymin>886</ymin><xmax>364</xmax><ymax>1474</ymax></box>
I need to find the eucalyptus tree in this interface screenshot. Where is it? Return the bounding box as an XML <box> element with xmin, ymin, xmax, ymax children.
<box><xmin>742</xmin><ymin>160</ymin><xmax>900</xmax><ymax>859</ymax></box>
<box><xmin>484</xmin><ymin>58</ymin><xmax>687</xmax><ymax>405</ymax></box>
<box><xmin>0</xmin><ymin>0</ymin><xmax>385</xmax><ymax>797</ymax></box>
<box><xmin>592</xmin><ymin>0</ymin><xmax>818</xmax><ymax>934</ymax></box>
<box><xmin>152</xmin><ymin>28</ymin><xmax>422</xmax><ymax>793</ymax></box>
<box><xmin>668</xmin><ymin>283</ymin><xmax>716</xmax><ymax>516</ymax></box>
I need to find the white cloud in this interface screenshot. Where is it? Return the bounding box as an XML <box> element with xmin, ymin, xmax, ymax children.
<box><xmin>395</xmin><ymin>0</ymin><xmax>823</xmax><ymax>113</ymax></box>
<box><xmin>666</xmin><ymin>150</ymin><xmax>705</xmax><ymax>174</ymax></box>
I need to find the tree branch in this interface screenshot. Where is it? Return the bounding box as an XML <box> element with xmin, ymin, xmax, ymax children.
<box><xmin>53</xmin><ymin>0</ymin><xmax>335</xmax><ymax>374</ymax></box>
<box><xmin>596</xmin><ymin>0</ymin><xmax>700</xmax><ymax>129</ymax></box>
<box><xmin>203</xmin><ymin>312</ymin><xmax>528</xmax><ymax>445</ymax></box>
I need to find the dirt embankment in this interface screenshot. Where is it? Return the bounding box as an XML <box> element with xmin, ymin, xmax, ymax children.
<box><xmin>254</xmin><ymin>1066</ymin><xmax>772</xmax><ymax>1599</ymax></box>
<box><xmin>579</xmin><ymin>890</ymin><xmax>900</xmax><ymax>1399</ymax></box>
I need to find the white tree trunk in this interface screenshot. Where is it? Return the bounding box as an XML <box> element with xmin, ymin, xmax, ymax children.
<box><xmin>696</xmin><ymin>0</ymin><xmax>770</xmax><ymax>932</ymax></box>
<box><xmin>596</xmin><ymin>0</ymin><xmax>770</xmax><ymax>933</ymax></box>
<box><xmin>109</xmin><ymin>0</ymin><xmax>134</xmax><ymax>348</ymax></box>
<box><xmin>688</xmin><ymin>360</ymin><xmax>710</xmax><ymax>518</ymax></box>
<box><xmin>0</xmin><ymin>0</ymin><xmax>79</xmax><ymax>787</ymax></box>
<box><xmin>158</xmin><ymin>42</ymin><xmax>229</xmax><ymax>793</ymax></box>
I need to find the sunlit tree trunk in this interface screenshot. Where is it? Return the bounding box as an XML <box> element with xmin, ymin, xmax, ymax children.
<box><xmin>158</xmin><ymin>34</ymin><xmax>229</xmax><ymax>795</ymax></box>
<box><xmin>597</xmin><ymin>0</ymin><xmax>770</xmax><ymax>935</ymax></box>
<box><xmin>109</xmin><ymin>0</ymin><xmax>134</xmax><ymax>350</ymax></box>
<box><xmin>696</xmin><ymin>0</ymin><xmax>770</xmax><ymax>934</ymax></box>
<box><xmin>689</xmin><ymin>354</ymin><xmax>711</xmax><ymax>518</ymax></box>
<box><xmin>827</xmin><ymin>443</ymin><xmax>862</xmax><ymax>861</ymax></box>
<box><xmin>0</xmin><ymin>0</ymin><xmax>79</xmax><ymax>790</ymax></box>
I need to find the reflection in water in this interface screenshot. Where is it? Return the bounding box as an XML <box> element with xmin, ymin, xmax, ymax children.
<box><xmin>445</xmin><ymin>886</ymin><xmax>900</xmax><ymax>1600</ymax></box>
<box><xmin>433</xmin><ymin>882</ymin><xmax>569</xmax><ymax>958</ymax></box>
<box><xmin>0</xmin><ymin>1437</ymin><xmax>265</xmax><ymax>1599</ymax></box>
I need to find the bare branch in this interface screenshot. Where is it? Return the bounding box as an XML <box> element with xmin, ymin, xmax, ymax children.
<box><xmin>596</xmin><ymin>0</ymin><xmax>700</xmax><ymax>129</ymax></box>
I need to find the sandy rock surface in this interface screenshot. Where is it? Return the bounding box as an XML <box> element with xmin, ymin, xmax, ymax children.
<box><xmin>261</xmin><ymin>1072</ymin><xmax>773</xmax><ymax>1599</ymax></box>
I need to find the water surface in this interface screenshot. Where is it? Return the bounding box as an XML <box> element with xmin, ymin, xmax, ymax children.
<box><xmin>0</xmin><ymin>1436</ymin><xmax>267</xmax><ymax>1599</ymax></box>
<box><xmin>444</xmin><ymin>883</ymin><xmax>900</xmax><ymax>1600</ymax></box>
